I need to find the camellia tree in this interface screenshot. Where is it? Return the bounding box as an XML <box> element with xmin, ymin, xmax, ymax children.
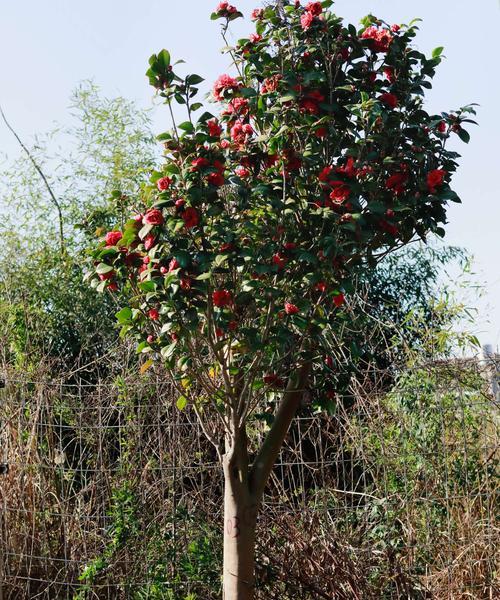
<box><xmin>87</xmin><ymin>1</ymin><xmax>474</xmax><ymax>598</ymax></box>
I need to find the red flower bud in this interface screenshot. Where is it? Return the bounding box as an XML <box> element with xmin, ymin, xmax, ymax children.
<box><xmin>284</xmin><ymin>302</ymin><xmax>299</xmax><ymax>315</ymax></box>
<box><xmin>148</xmin><ymin>308</ymin><xmax>160</xmax><ymax>321</ymax></box>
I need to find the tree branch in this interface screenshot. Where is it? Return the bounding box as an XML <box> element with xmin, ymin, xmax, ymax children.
<box><xmin>0</xmin><ymin>103</ymin><xmax>65</xmax><ymax>255</ymax></box>
<box><xmin>249</xmin><ymin>361</ymin><xmax>311</xmax><ymax>502</ymax></box>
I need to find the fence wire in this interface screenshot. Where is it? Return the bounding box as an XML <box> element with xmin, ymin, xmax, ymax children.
<box><xmin>0</xmin><ymin>360</ymin><xmax>498</xmax><ymax>600</ymax></box>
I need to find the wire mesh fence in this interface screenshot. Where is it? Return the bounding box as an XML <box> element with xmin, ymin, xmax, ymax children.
<box><xmin>0</xmin><ymin>359</ymin><xmax>498</xmax><ymax>599</ymax></box>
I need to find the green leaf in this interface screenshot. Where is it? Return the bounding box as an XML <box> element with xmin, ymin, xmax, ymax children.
<box><xmin>136</xmin><ymin>341</ymin><xmax>152</xmax><ymax>354</ymax></box>
<box><xmin>138</xmin><ymin>223</ymin><xmax>154</xmax><ymax>240</ymax></box>
<box><xmin>179</xmin><ymin>121</ymin><xmax>195</xmax><ymax>132</ymax></box>
<box><xmin>175</xmin><ymin>250</ymin><xmax>191</xmax><ymax>268</ymax></box>
<box><xmin>432</xmin><ymin>46</ymin><xmax>444</xmax><ymax>58</ymax></box>
<box><xmin>96</xmin><ymin>263</ymin><xmax>114</xmax><ymax>274</ymax></box>
<box><xmin>157</xmin><ymin>49</ymin><xmax>171</xmax><ymax>70</ymax></box>
<box><xmin>457</xmin><ymin>128</ymin><xmax>470</xmax><ymax>144</ymax></box>
<box><xmin>176</xmin><ymin>395</ymin><xmax>188</xmax><ymax>410</ymax></box>
<box><xmin>214</xmin><ymin>254</ymin><xmax>228</xmax><ymax>267</ymax></box>
<box><xmin>161</xmin><ymin>341</ymin><xmax>177</xmax><ymax>359</ymax></box>
<box><xmin>186</xmin><ymin>74</ymin><xmax>204</xmax><ymax>85</ymax></box>
<box><xmin>116</xmin><ymin>307</ymin><xmax>132</xmax><ymax>324</ymax></box>
<box><xmin>195</xmin><ymin>272</ymin><xmax>212</xmax><ymax>281</ymax></box>
<box><xmin>139</xmin><ymin>281</ymin><xmax>157</xmax><ymax>293</ymax></box>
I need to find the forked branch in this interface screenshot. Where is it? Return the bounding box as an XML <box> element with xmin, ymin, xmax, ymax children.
<box><xmin>249</xmin><ymin>361</ymin><xmax>311</xmax><ymax>502</ymax></box>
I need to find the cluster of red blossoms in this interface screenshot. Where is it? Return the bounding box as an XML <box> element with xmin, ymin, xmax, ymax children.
<box><xmin>317</xmin><ymin>157</ymin><xmax>358</xmax><ymax>209</ymax></box>
<box><xmin>191</xmin><ymin>156</ymin><xmax>226</xmax><ymax>187</ymax></box>
<box><xmin>213</xmin><ymin>74</ymin><xmax>241</xmax><ymax>101</ymax></box>
<box><xmin>360</xmin><ymin>25</ymin><xmax>394</xmax><ymax>53</ymax></box>
<box><xmin>300</xmin><ymin>1</ymin><xmax>323</xmax><ymax>30</ymax></box>
<box><xmin>427</xmin><ymin>169</ymin><xmax>447</xmax><ymax>193</ymax></box>
<box><xmin>215</xmin><ymin>2</ymin><xmax>237</xmax><ymax>17</ymax></box>
<box><xmin>92</xmin><ymin>0</ymin><xmax>468</xmax><ymax>380</ymax></box>
<box><xmin>212</xmin><ymin>289</ymin><xmax>233</xmax><ymax>308</ymax></box>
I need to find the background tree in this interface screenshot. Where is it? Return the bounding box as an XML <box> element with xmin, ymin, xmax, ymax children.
<box><xmin>0</xmin><ymin>82</ymin><xmax>156</xmax><ymax>368</ymax></box>
<box><xmin>87</xmin><ymin>2</ymin><xmax>474</xmax><ymax>598</ymax></box>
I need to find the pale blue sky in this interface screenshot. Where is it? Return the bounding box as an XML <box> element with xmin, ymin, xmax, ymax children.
<box><xmin>1</xmin><ymin>0</ymin><xmax>499</xmax><ymax>347</ymax></box>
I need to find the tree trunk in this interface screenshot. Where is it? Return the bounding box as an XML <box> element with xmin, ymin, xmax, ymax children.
<box><xmin>221</xmin><ymin>362</ymin><xmax>311</xmax><ymax>599</ymax></box>
<box><xmin>222</xmin><ymin>433</ymin><xmax>257</xmax><ymax>600</ymax></box>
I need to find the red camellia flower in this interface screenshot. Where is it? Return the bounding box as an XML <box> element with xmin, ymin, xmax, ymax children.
<box><xmin>144</xmin><ymin>209</ymin><xmax>164</xmax><ymax>226</ymax></box>
<box><xmin>299</xmin><ymin>98</ymin><xmax>320</xmax><ymax>115</ymax></box>
<box><xmin>207</xmin><ymin>119</ymin><xmax>222</xmax><ymax>137</ymax></box>
<box><xmin>216</xmin><ymin>2</ymin><xmax>237</xmax><ymax>14</ymax></box>
<box><xmin>251</xmin><ymin>8</ymin><xmax>264</xmax><ymax>20</ymax></box>
<box><xmin>168</xmin><ymin>258</ymin><xmax>180</xmax><ymax>272</ymax></box>
<box><xmin>361</xmin><ymin>26</ymin><xmax>393</xmax><ymax>53</ymax></box>
<box><xmin>305</xmin><ymin>2</ymin><xmax>323</xmax><ymax>16</ymax></box>
<box><xmin>180</xmin><ymin>277</ymin><xmax>192</xmax><ymax>291</ymax></box>
<box><xmin>261</xmin><ymin>75</ymin><xmax>282</xmax><ymax>94</ymax></box>
<box><xmin>336</xmin><ymin>156</ymin><xmax>358</xmax><ymax>178</ymax></box>
<box><xmin>427</xmin><ymin>169</ymin><xmax>447</xmax><ymax>193</ymax></box>
<box><xmin>148</xmin><ymin>308</ymin><xmax>160</xmax><ymax>320</ymax></box>
<box><xmin>225</xmin><ymin>97</ymin><xmax>249</xmax><ymax>115</ymax></box>
<box><xmin>144</xmin><ymin>233</ymin><xmax>156</xmax><ymax>251</ymax></box>
<box><xmin>284</xmin><ymin>302</ymin><xmax>299</xmax><ymax>315</ymax></box>
<box><xmin>212</xmin><ymin>289</ymin><xmax>233</xmax><ymax>307</ymax></box>
<box><xmin>249</xmin><ymin>33</ymin><xmax>262</xmax><ymax>44</ymax></box>
<box><xmin>437</xmin><ymin>121</ymin><xmax>447</xmax><ymax>133</ymax></box>
<box><xmin>272</xmin><ymin>253</ymin><xmax>287</xmax><ymax>269</ymax></box>
<box><xmin>235</xmin><ymin>165</ymin><xmax>250</xmax><ymax>178</ymax></box>
<box><xmin>307</xmin><ymin>90</ymin><xmax>326</xmax><ymax>105</ymax></box>
<box><xmin>230</xmin><ymin>120</ymin><xmax>253</xmax><ymax>145</ymax></box>
<box><xmin>105</xmin><ymin>231</ymin><xmax>122</xmax><ymax>246</ymax></box>
<box><xmin>379</xmin><ymin>92</ymin><xmax>398</xmax><ymax>109</ymax></box>
<box><xmin>333</xmin><ymin>293</ymin><xmax>345</xmax><ymax>307</ymax></box>
<box><xmin>157</xmin><ymin>176</ymin><xmax>173</xmax><ymax>191</ymax></box>
<box><xmin>263</xmin><ymin>373</ymin><xmax>284</xmax><ymax>386</ymax></box>
<box><xmin>191</xmin><ymin>157</ymin><xmax>210</xmax><ymax>171</ymax></box>
<box><xmin>107</xmin><ymin>282</ymin><xmax>118</xmax><ymax>292</ymax></box>
<box><xmin>319</xmin><ymin>165</ymin><xmax>334</xmax><ymax>182</ymax></box>
<box><xmin>182</xmin><ymin>207</ymin><xmax>200</xmax><ymax>228</ymax></box>
<box><xmin>99</xmin><ymin>271</ymin><xmax>115</xmax><ymax>281</ymax></box>
<box><xmin>300</xmin><ymin>12</ymin><xmax>314</xmax><ymax>30</ymax></box>
<box><xmin>315</xmin><ymin>127</ymin><xmax>327</xmax><ymax>138</ymax></box>
<box><xmin>329</xmin><ymin>181</ymin><xmax>351</xmax><ymax>204</ymax></box>
<box><xmin>386</xmin><ymin>172</ymin><xmax>409</xmax><ymax>195</ymax></box>
<box><xmin>383</xmin><ymin>67</ymin><xmax>395</xmax><ymax>83</ymax></box>
<box><xmin>315</xmin><ymin>281</ymin><xmax>327</xmax><ymax>293</ymax></box>
<box><xmin>213</xmin><ymin>74</ymin><xmax>240</xmax><ymax>101</ymax></box>
<box><xmin>391</xmin><ymin>24</ymin><xmax>401</xmax><ymax>32</ymax></box>
<box><xmin>207</xmin><ymin>171</ymin><xmax>225</xmax><ymax>186</ymax></box>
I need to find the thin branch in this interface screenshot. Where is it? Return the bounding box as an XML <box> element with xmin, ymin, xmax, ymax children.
<box><xmin>0</xmin><ymin>103</ymin><xmax>65</xmax><ymax>255</ymax></box>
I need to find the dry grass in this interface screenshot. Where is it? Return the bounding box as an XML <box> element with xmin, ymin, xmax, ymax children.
<box><xmin>0</xmin><ymin>351</ymin><xmax>498</xmax><ymax>599</ymax></box>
